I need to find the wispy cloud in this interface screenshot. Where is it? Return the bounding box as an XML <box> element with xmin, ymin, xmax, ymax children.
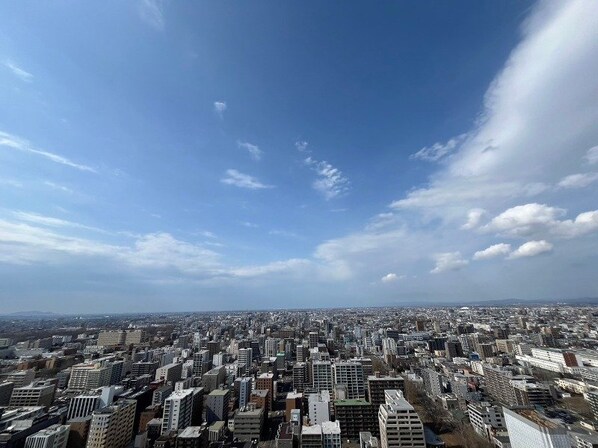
<box><xmin>269</xmin><ymin>229</ymin><xmax>299</xmax><ymax>238</ymax></box>
<box><xmin>138</xmin><ymin>0</ymin><xmax>165</xmax><ymax>30</ymax></box>
<box><xmin>381</xmin><ymin>273</ymin><xmax>405</xmax><ymax>283</ymax></box>
<box><xmin>410</xmin><ymin>133</ymin><xmax>468</xmax><ymax>162</ymax></box>
<box><xmin>3</xmin><ymin>60</ymin><xmax>33</xmax><ymax>82</ymax></box>
<box><xmin>214</xmin><ymin>101</ymin><xmax>227</xmax><ymax>118</ymax></box>
<box><xmin>304</xmin><ymin>156</ymin><xmax>349</xmax><ymax>200</ymax></box>
<box><xmin>557</xmin><ymin>172</ymin><xmax>598</xmax><ymax>189</ymax></box>
<box><xmin>0</xmin><ymin>131</ymin><xmax>96</xmax><ymax>172</ymax></box>
<box><xmin>237</xmin><ymin>141</ymin><xmax>263</xmax><ymax>161</ymax></box>
<box><xmin>585</xmin><ymin>146</ymin><xmax>598</xmax><ymax>165</ymax></box>
<box><xmin>295</xmin><ymin>141</ymin><xmax>309</xmax><ymax>153</ymax></box>
<box><xmin>11</xmin><ymin>211</ymin><xmax>108</xmax><ymax>235</ymax></box>
<box><xmin>430</xmin><ymin>252</ymin><xmax>468</xmax><ymax>274</ymax></box>
<box><xmin>44</xmin><ymin>181</ymin><xmax>74</xmax><ymax>194</ymax></box>
<box><xmin>220</xmin><ymin>169</ymin><xmax>273</xmax><ymax>190</ymax></box>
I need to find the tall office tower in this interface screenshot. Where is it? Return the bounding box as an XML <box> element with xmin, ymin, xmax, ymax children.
<box><xmin>24</xmin><ymin>424</ymin><xmax>70</xmax><ymax>448</ymax></box>
<box><xmin>124</xmin><ymin>330</ymin><xmax>145</xmax><ymax>345</ymax></box>
<box><xmin>239</xmin><ymin>377</ymin><xmax>253</xmax><ymax>410</ymax></box>
<box><xmin>285</xmin><ymin>392</ymin><xmax>302</xmax><ymax>422</ymax></box>
<box><xmin>308</xmin><ymin>391</ymin><xmax>331</xmax><ymax>425</ymax></box>
<box><xmin>308</xmin><ymin>332</ymin><xmax>319</xmax><ymax>349</ymax></box>
<box><xmin>293</xmin><ymin>362</ymin><xmax>309</xmax><ymax>392</ymax></box>
<box><xmin>265</xmin><ymin>338</ymin><xmax>281</xmax><ymax>358</ymax></box>
<box><xmin>192</xmin><ymin>350</ymin><xmax>211</xmax><ymax>377</ymax></box>
<box><xmin>207</xmin><ymin>341</ymin><xmax>220</xmax><ymax>360</ymax></box>
<box><xmin>202</xmin><ymin>366</ymin><xmax>226</xmax><ymax>393</ymax></box>
<box><xmin>296</xmin><ymin>345</ymin><xmax>308</xmax><ymax>362</ymax></box>
<box><xmin>256</xmin><ymin>373</ymin><xmax>275</xmax><ymax>408</ymax></box>
<box><xmin>68</xmin><ymin>387</ymin><xmax>115</xmax><ymax>420</ymax></box>
<box><xmin>97</xmin><ymin>331</ymin><xmax>126</xmax><ymax>347</ymax></box>
<box><xmin>367</xmin><ymin>372</ymin><xmax>405</xmax><ymax>409</ymax></box>
<box><xmin>0</xmin><ymin>382</ymin><xmax>14</xmax><ymax>406</ymax></box>
<box><xmin>321</xmin><ymin>421</ymin><xmax>342</xmax><ymax>448</ymax></box>
<box><xmin>420</xmin><ymin>368</ymin><xmax>443</xmax><ymax>398</ymax></box>
<box><xmin>503</xmin><ymin>408</ymin><xmax>569</xmax><ymax>448</ymax></box>
<box><xmin>483</xmin><ymin>366</ymin><xmax>517</xmax><ymax>406</ymax></box>
<box><xmin>333</xmin><ymin>362</ymin><xmax>366</xmax><ymax>400</ymax></box>
<box><xmin>205</xmin><ymin>389</ymin><xmax>230</xmax><ymax>423</ymax></box>
<box><xmin>162</xmin><ymin>389</ymin><xmax>195</xmax><ymax>433</ymax></box>
<box><xmin>444</xmin><ymin>341</ymin><xmax>464</xmax><ymax>361</ymax></box>
<box><xmin>312</xmin><ymin>361</ymin><xmax>334</xmax><ymax>395</ymax></box>
<box><xmin>68</xmin><ymin>365</ymin><xmax>111</xmax><ymax>391</ymax></box>
<box><xmin>10</xmin><ymin>380</ymin><xmax>56</xmax><ymax>407</ymax></box>
<box><xmin>155</xmin><ymin>362</ymin><xmax>183</xmax><ymax>385</ymax></box>
<box><xmin>85</xmin><ymin>400</ymin><xmax>136</xmax><ymax>448</ymax></box>
<box><xmin>379</xmin><ymin>390</ymin><xmax>425</xmax><ymax>448</ymax></box>
<box><xmin>238</xmin><ymin>348</ymin><xmax>253</xmax><ymax>370</ymax></box>
<box><xmin>587</xmin><ymin>391</ymin><xmax>598</xmax><ymax>420</ymax></box>
<box><xmin>334</xmin><ymin>399</ymin><xmax>377</xmax><ymax>440</ymax></box>
<box><xmin>415</xmin><ymin>319</ymin><xmax>426</xmax><ymax>332</ymax></box>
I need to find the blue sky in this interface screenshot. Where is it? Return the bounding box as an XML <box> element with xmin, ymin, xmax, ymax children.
<box><xmin>1</xmin><ymin>0</ymin><xmax>597</xmax><ymax>313</ymax></box>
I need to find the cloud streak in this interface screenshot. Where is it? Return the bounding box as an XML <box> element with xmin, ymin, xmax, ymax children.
<box><xmin>3</xmin><ymin>60</ymin><xmax>33</xmax><ymax>82</ymax></box>
<box><xmin>237</xmin><ymin>141</ymin><xmax>263</xmax><ymax>161</ymax></box>
<box><xmin>0</xmin><ymin>131</ymin><xmax>96</xmax><ymax>172</ymax></box>
<box><xmin>220</xmin><ymin>169</ymin><xmax>273</xmax><ymax>190</ymax></box>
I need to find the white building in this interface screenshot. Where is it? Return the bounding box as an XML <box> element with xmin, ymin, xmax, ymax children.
<box><xmin>308</xmin><ymin>391</ymin><xmax>331</xmax><ymax>425</ymax></box>
<box><xmin>238</xmin><ymin>348</ymin><xmax>253</xmax><ymax>369</ymax></box>
<box><xmin>379</xmin><ymin>390</ymin><xmax>425</xmax><ymax>448</ymax></box>
<box><xmin>162</xmin><ymin>389</ymin><xmax>195</xmax><ymax>433</ymax></box>
<box><xmin>322</xmin><ymin>421</ymin><xmax>342</xmax><ymax>448</ymax></box>
<box><xmin>25</xmin><ymin>424</ymin><xmax>70</xmax><ymax>448</ymax></box>
<box><xmin>467</xmin><ymin>402</ymin><xmax>505</xmax><ymax>439</ymax></box>
<box><xmin>503</xmin><ymin>407</ymin><xmax>569</xmax><ymax>448</ymax></box>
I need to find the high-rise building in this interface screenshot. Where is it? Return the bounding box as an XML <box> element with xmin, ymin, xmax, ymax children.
<box><xmin>155</xmin><ymin>362</ymin><xmax>183</xmax><ymax>385</ymax></box>
<box><xmin>293</xmin><ymin>362</ymin><xmax>309</xmax><ymax>392</ymax></box>
<box><xmin>367</xmin><ymin>373</ymin><xmax>405</xmax><ymax>409</ymax></box>
<box><xmin>308</xmin><ymin>391</ymin><xmax>331</xmax><ymax>425</ymax></box>
<box><xmin>296</xmin><ymin>345</ymin><xmax>309</xmax><ymax>362</ymax></box>
<box><xmin>239</xmin><ymin>377</ymin><xmax>253</xmax><ymax>410</ymax></box>
<box><xmin>322</xmin><ymin>421</ymin><xmax>342</xmax><ymax>448</ymax></box>
<box><xmin>503</xmin><ymin>407</ymin><xmax>569</xmax><ymax>448</ymax></box>
<box><xmin>68</xmin><ymin>387</ymin><xmax>115</xmax><ymax>420</ymax></box>
<box><xmin>587</xmin><ymin>391</ymin><xmax>598</xmax><ymax>420</ymax></box>
<box><xmin>1</xmin><ymin>369</ymin><xmax>35</xmax><ymax>387</ymax></box>
<box><xmin>238</xmin><ymin>348</ymin><xmax>253</xmax><ymax>370</ymax></box>
<box><xmin>378</xmin><ymin>390</ymin><xmax>425</xmax><ymax>448</ymax></box>
<box><xmin>192</xmin><ymin>350</ymin><xmax>211</xmax><ymax>377</ymax></box>
<box><xmin>124</xmin><ymin>330</ymin><xmax>145</xmax><ymax>345</ymax></box>
<box><xmin>265</xmin><ymin>338</ymin><xmax>281</xmax><ymax>358</ymax></box>
<box><xmin>233</xmin><ymin>407</ymin><xmax>264</xmax><ymax>442</ymax></box>
<box><xmin>85</xmin><ymin>399</ymin><xmax>136</xmax><ymax>448</ymax></box>
<box><xmin>10</xmin><ymin>380</ymin><xmax>56</xmax><ymax>407</ymax></box>
<box><xmin>420</xmin><ymin>369</ymin><xmax>443</xmax><ymax>398</ymax></box>
<box><xmin>0</xmin><ymin>381</ymin><xmax>15</xmax><ymax>406</ymax></box>
<box><xmin>97</xmin><ymin>331</ymin><xmax>125</xmax><ymax>347</ymax></box>
<box><xmin>162</xmin><ymin>389</ymin><xmax>195</xmax><ymax>433</ymax></box>
<box><xmin>256</xmin><ymin>373</ymin><xmax>275</xmax><ymax>408</ymax></box>
<box><xmin>333</xmin><ymin>362</ymin><xmax>365</xmax><ymax>400</ymax></box>
<box><xmin>483</xmin><ymin>365</ymin><xmax>517</xmax><ymax>406</ymax></box>
<box><xmin>205</xmin><ymin>389</ymin><xmax>230</xmax><ymax>423</ymax></box>
<box><xmin>334</xmin><ymin>399</ymin><xmax>377</xmax><ymax>439</ymax></box>
<box><xmin>309</xmin><ymin>332</ymin><xmax>320</xmax><ymax>349</ymax></box>
<box><xmin>25</xmin><ymin>424</ymin><xmax>70</xmax><ymax>448</ymax></box>
<box><xmin>312</xmin><ymin>361</ymin><xmax>333</xmax><ymax>395</ymax></box>
<box><xmin>467</xmin><ymin>402</ymin><xmax>505</xmax><ymax>440</ymax></box>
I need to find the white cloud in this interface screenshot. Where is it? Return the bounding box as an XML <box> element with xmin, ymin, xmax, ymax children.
<box><xmin>410</xmin><ymin>133</ymin><xmax>468</xmax><ymax>162</ymax></box>
<box><xmin>44</xmin><ymin>181</ymin><xmax>74</xmax><ymax>194</ymax></box>
<box><xmin>138</xmin><ymin>0</ymin><xmax>165</xmax><ymax>30</ymax></box>
<box><xmin>480</xmin><ymin>203</ymin><xmax>598</xmax><ymax>239</ymax></box>
<box><xmin>269</xmin><ymin>229</ymin><xmax>299</xmax><ymax>238</ymax></box>
<box><xmin>558</xmin><ymin>172</ymin><xmax>598</xmax><ymax>188</ymax></box>
<box><xmin>0</xmin><ymin>131</ymin><xmax>96</xmax><ymax>172</ymax></box>
<box><xmin>461</xmin><ymin>208</ymin><xmax>486</xmax><ymax>230</ymax></box>
<box><xmin>391</xmin><ymin>1</ymin><xmax>598</xmax><ymax>215</ymax></box>
<box><xmin>221</xmin><ymin>169</ymin><xmax>273</xmax><ymax>190</ymax></box>
<box><xmin>3</xmin><ymin>60</ymin><xmax>33</xmax><ymax>82</ymax></box>
<box><xmin>214</xmin><ymin>101</ymin><xmax>227</xmax><ymax>117</ymax></box>
<box><xmin>586</xmin><ymin>146</ymin><xmax>598</xmax><ymax>165</ymax></box>
<box><xmin>508</xmin><ymin>240</ymin><xmax>553</xmax><ymax>259</ymax></box>
<box><xmin>305</xmin><ymin>156</ymin><xmax>349</xmax><ymax>200</ymax></box>
<box><xmin>381</xmin><ymin>273</ymin><xmax>405</xmax><ymax>283</ymax></box>
<box><xmin>295</xmin><ymin>141</ymin><xmax>309</xmax><ymax>152</ymax></box>
<box><xmin>473</xmin><ymin>243</ymin><xmax>512</xmax><ymax>260</ymax></box>
<box><xmin>430</xmin><ymin>252</ymin><xmax>468</xmax><ymax>274</ymax></box>
<box><xmin>237</xmin><ymin>141</ymin><xmax>263</xmax><ymax>161</ymax></box>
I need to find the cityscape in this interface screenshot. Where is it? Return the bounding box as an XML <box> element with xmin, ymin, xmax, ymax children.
<box><xmin>1</xmin><ymin>1</ymin><xmax>598</xmax><ymax>448</ymax></box>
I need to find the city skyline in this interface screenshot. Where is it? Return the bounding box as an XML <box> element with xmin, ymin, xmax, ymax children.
<box><xmin>1</xmin><ymin>0</ymin><xmax>598</xmax><ymax>313</ymax></box>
